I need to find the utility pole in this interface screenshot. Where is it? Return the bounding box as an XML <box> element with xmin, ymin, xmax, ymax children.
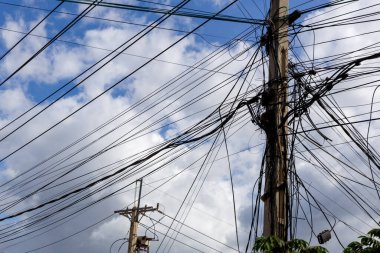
<box><xmin>115</xmin><ymin>179</ymin><xmax>159</xmax><ymax>253</ymax></box>
<box><xmin>261</xmin><ymin>0</ymin><xmax>289</xmax><ymax>241</ymax></box>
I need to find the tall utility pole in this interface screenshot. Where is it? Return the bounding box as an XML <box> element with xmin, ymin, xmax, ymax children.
<box><xmin>115</xmin><ymin>179</ymin><xmax>159</xmax><ymax>253</ymax></box>
<box><xmin>261</xmin><ymin>0</ymin><xmax>289</xmax><ymax>241</ymax></box>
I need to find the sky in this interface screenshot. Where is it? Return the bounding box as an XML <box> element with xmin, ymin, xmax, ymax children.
<box><xmin>0</xmin><ymin>0</ymin><xmax>379</xmax><ymax>253</ymax></box>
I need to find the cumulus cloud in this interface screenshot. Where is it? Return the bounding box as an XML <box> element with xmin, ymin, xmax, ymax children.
<box><xmin>0</xmin><ymin>4</ymin><xmax>258</xmax><ymax>253</ymax></box>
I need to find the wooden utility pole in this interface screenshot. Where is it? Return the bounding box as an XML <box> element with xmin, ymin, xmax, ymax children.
<box><xmin>128</xmin><ymin>206</ymin><xmax>139</xmax><ymax>253</ymax></box>
<box><xmin>261</xmin><ymin>0</ymin><xmax>289</xmax><ymax>241</ymax></box>
<box><xmin>115</xmin><ymin>179</ymin><xmax>159</xmax><ymax>253</ymax></box>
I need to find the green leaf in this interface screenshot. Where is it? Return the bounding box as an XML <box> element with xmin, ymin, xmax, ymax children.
<box><xmin>367</xmin><ymin>228</ymin><xmax>380</xmax><ymax>239</ymax></box>
<box><xmin>345</xmin><ymin>241</ymin><xmax>363</xmax><ymax>251</ymax></box>
<box><xmin>287</xmin><ymin>238</ymin><xmax>309</xmax><ymax>251</ymax></box>
<box><xmin>253</xmin><ymin>236</ymin><xmax>285</xmax><ymax>252</ymax></box>
<box><xmin>301</xmin><ymin>246</ymin><xmax>329</xmax><ymax>253</ymax></box>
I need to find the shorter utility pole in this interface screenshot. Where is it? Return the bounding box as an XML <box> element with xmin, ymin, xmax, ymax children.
<box><xmin>115</xmin><ymin>179</ymin><xmax>159</xmax><ymax>253</ymax></box>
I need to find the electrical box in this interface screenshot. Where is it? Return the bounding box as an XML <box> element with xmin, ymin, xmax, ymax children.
<box><xmin>317</xmin><ymin>230</ymin><xmax>331</xmax><ymax>244</ymax></box>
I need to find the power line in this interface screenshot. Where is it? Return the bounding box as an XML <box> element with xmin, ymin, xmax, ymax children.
<box><xmin>62</xmin><ymin>0</ymin><xmax>267</xmax><ymax>25</ymax></box>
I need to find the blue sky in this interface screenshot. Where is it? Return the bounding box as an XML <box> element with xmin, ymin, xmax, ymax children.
<box><xmin>0</xmin><ymin>0</ymin><xmax>329</xmax><ymax>103</ymax></box>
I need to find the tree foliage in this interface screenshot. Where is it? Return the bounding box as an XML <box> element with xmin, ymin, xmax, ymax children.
<box><xmin>253</xmin><ymin>236</ymin><xmax>328</xmax><ymax>253</ymax></box>
<box><xmin>343</xmin><ymin>228</ymin><xmax>380</xmax><ymax>253</ymax></box>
